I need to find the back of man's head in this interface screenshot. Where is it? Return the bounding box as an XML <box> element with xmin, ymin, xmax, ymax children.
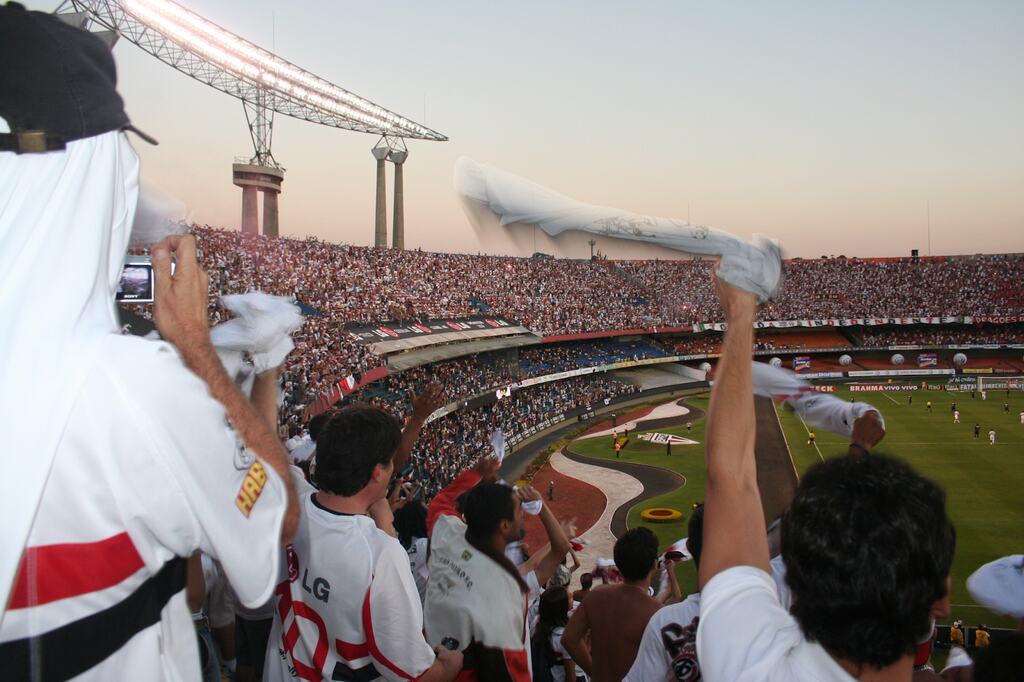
<box><xmin>781</xmin><ymin>454</ymin><xmax>955</xmax><ymax>668</ymax></box>
<box><xmin>579</xmin><ymin>572</ymin><xmax>593</xmax><ymax>590</ymax></box>
<box><xmin>614</xmin><ymin>527</ymin><xmax>659</xmax><ymax>582</ymax></box>
<box><xmin>308</xmin><ymin>409</ymin><xmax>337</xmax><ymax>443</ymax></box>
<box><xmin>686</xmin><ymin>504</ymin><xmax>705</xmax><ymax>570</ymax></box>
<box><xmin>313</xmin><ymin>405</ymin><xmax>401</xmax><ymax>497</ymax></box>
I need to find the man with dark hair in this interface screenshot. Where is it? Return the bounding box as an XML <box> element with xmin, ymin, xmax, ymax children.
<box><xmin>573</xmin><ymin>573</ymin><xmax>595</xmax><ymax>605</ymax></box>
<box><xmin>424</xmin><ymin>457</ymin><xmax>570</xmax><ymax>681</ymax></box>
<box><xmin>696</xmin><ymin>278</ymin><xmax>956</xmax><ymax>681</ymax></box>
<box><xmin>265</xmin><ymin>405</ymin><xmax>462</xmax><ymax>682</ymax></box>
<box><xmin>562</xmin><ymin>527</ymin><xmax>663</xmax><ymax>682</ymax></box>
<box><xmin>625</xmin><ymin>505</ymin><xmax>705</xmax><ymax>681</ymax></box>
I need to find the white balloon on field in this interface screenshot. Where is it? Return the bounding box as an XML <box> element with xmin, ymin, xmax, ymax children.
<box><xmin>891</xmin><ymin>353</ymin><xmax>904</xmax><ymax>366</ymax></box>
<box><xmin>839</xmin><ymin>354</ymin><xmax>852</xmax><ymax>366</ymax></box>
<box><xmin>769</xmin><ymin>357</ymin><xmax>782</xmax><ymax>368</ymax></box>
<box><xmin>953</xmin><ymin>353</ymin><xmax>968</xmax><ymax>366</ymax></box>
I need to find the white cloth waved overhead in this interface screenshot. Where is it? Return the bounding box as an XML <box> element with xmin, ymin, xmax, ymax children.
<box><xmin>490</xmin><ymin>428</ymin><xmax>506</xmax><ymax>464</ymax></box>
<box><xmin>209</xmin><ymin>292</ymin><xmax>304</xmax><ymax>374</ymax></box>
<box><xmin>455</xmin><ymin>156</ymin><xmax>782</xmax><ymax>302</ymax></box>
<box><xmin>750</xmin><ymin>361</ymin><xmax>884</xmax><ymax>438</ymax></box>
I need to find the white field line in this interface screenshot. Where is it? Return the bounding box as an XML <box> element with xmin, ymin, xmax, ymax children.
<box><xmin>879</xmin><ymin>392</ymin><xmax>901</xmax><ymax>405</ymax></box>
<box><xmin>795</xmin><ymin>411</ymin><xmax>825</xmax><ymax>462</ymax></box>
<box><xmin>771</xmin><ymin>401</ymin><xmax>800</xmax><ymax>482</ymax></box>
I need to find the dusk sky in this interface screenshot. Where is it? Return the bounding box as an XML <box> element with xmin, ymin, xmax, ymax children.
<box><xmin>29</xmin><ymin>0</ymin><xmax>1024</xmax><ymax>258</ymax></box>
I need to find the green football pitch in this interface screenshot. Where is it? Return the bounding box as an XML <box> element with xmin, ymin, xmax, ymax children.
<box><xmin>568</xmin><ymin>387</ymin><xmax>1024</xmax><ymax>629</ymax></box>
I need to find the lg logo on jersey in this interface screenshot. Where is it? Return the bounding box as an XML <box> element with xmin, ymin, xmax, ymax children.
<box><xmin>303</xmin><ymin>569</ymin><xmax>331</xmax><ymax>604</ymax></box>
<box><xmin>285</xmin><ymin>546</ymin><xmax>330</xmax><ymax>603</ymax></box>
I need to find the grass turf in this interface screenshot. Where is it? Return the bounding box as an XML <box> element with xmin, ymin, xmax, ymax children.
<box><xmin>567</xmin><ymin>387</ymin><xmax>1024</xmax><ymax>629</ymax></box>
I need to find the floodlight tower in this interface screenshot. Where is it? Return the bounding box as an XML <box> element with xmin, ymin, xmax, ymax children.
<box><xmin>58</xmin><ymin>0</ymin><xmax>447</xmax><ymax>243</ymax></box>
<box><xmin>233</xmin><ymin>86</ymin><xmax>284</xmax><ymax>237</ymax></box>
<box><xmin>388</xmin><ymin>137</ymin><xmax>408</xmax><ymax>250</ymax></box>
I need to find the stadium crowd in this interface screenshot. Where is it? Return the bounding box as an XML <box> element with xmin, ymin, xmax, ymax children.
<box><xmin>190</xmin><ymin>227</ymin><xmax>1024</xmax><ymax>403</ymax></box>
<box><xmin>859</xmin><ymin>324</ymin><xmax>1024</xmax><ymax>347</ymax></box>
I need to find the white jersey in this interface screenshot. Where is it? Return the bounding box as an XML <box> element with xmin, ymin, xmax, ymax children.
<box><xmin>697</xmin><ymin>566</ymin><xmax>854</xmax><ymax>681</ymax></box>
<box><xmin>989</xmin><ymin>430</ymin><xmax>996</xmax><ymax>443</ymax></box>
<box><xmin>954</xmin><ymin>411</ymin><xmax>960</xmax><ymax>422</ymax></box>
<box><xmin>424</xmin><ymin>512</ymin><xmax>532</xmax><ymax>681</ymax></box>
<box><xmin>624</xmin><ymin>593</ymin><xmax>702</xmax><ymax>682</ymax></box>
<box><xmin>0</xmin><ymin>337</ymin><xmax>288</xmax><ymax>681</ymax></box>
<box><xmin>408</xmin><ymin>536</ymin><xmax>430</xmax><ymax>603</ymax></box>
<box><xmin>265</xmin><ymin>471</ymin><xmax>435</xmax><ymax>682</ymax></box>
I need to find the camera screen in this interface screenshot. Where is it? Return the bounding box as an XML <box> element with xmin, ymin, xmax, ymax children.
<box><xmin>116</xmin><ymin>263</ymin><xmax>154</xmax><ymax>303</ymax></box>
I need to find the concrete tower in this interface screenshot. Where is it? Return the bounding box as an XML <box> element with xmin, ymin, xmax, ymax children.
<box><xmin>389</xmin><ymin>148</ymin><xmax>408</xmax><ymax>250</ymax></box>
<box><xmin>371</xmin><ymin>139</ymin><xmax>390</xmax><ymax>247</ymax></box>
<box><xmin>232</xmin><ymin>163</ymin><xmax>284</xmax><ymax>236</ymax></box>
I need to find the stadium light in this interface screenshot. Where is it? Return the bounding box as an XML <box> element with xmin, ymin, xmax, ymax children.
<box><xmin>119</xmin><ymin>0</ymin><xmax>440</xmax><ymax>138</ymax></box>
<box><xmin>66</xmin><ymin>0</ymin><xmax>447</xmax><ymax>141</ymax></box>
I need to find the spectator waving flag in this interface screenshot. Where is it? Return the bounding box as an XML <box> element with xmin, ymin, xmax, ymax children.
<box><xmin>793</xmin><ymin>355</ymin><xmax>812</xmax><ymax>371</ymax></box>
<box><xmin>918</xmin><ymin>353</ymin><xmax>938</xmax><ymax>368</ymax></box>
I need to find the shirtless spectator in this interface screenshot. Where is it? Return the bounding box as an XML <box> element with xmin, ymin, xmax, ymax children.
<box><xmin>572</xmin><ymin>573</ymin><xmax>594</xmax><ymax>606</ymax></box>
<box><xmin>562</xmin><ymin>528</ymin><xmax>663</xmax><ymax>682</ymax></box>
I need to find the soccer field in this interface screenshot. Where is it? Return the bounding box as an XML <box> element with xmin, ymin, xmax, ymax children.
<box><xmin>569</xmin><ymin>387</ymin><xmax>1024</xmax><ymax>629</ymax></box>
<box><xmin>776</xmin><ymin>385</ymin><xmax>1024</xmax><ymax>629</ymax></box>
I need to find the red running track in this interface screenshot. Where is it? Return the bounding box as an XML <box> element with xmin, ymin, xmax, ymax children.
<box><xmin>520</xmin><ymin>462</ymin><xmax>606</xmax><ymax>554</ymax></box>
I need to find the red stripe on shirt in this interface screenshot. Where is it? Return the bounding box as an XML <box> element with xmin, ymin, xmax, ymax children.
<box><xmin>8</xmin><ymin>532</ymin><xmax>144</xmax><ymax>609</ymax></box>
<box><xmin>362</xmin><ymin>584</ymin><xmax>417</xmax><ymax>680</ymax></box>
<box><xmin>335</xmin><ymin>637</ymin><xmax>370</xmax><ymax>661</ymax></box>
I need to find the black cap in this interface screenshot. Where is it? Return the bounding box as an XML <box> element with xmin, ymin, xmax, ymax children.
<box><xmin>0</xmin><ymin>1</ymin><xmax>157</xmax><ymax>154</ymax></box>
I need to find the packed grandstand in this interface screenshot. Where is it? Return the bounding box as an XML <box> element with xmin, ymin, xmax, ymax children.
<box><xmin>123</xmin><ymin>225</ymin><xmax>1024</xmax><ymax>500</ymax></box>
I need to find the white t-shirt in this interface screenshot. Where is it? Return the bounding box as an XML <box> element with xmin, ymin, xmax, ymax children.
<box><xmin>424</xmin><ymin>514</ymin><xmax>533</xmax><ymax>681</ymax></box>
<box><xmin>624</xmin><ymin>594</ymin><xmax>702</xmax><ymax>682</ymax></box>
<box><xmin>265</xmin><ymin>471</ymin><xmax>435</xmax><ymax>682</ymax></box>
<box><xmin>696</xmin><ymin>566</ymin><xmax>854</xmax><ymax>681</ymax></box>
<box><xmin>548</xmin><ymin>625</ymin><xmax>572</xmax><ymax>682</ymax></box>
<box><xmin>0</xmin><ymin>337</ymin><xmax>288</xmax><ymax>681</ymax></box>
<box><xmin>408</xmin><ymin>536</ymin><xmax>429</xmax><ymax>603</ymax></box>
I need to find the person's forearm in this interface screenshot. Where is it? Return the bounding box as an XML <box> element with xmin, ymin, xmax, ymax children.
<box><xmin>393</xmin><ymin>415</ymin><xmax>426</xmax><ymax>472</ymax></box>
<box><xmin>250</xmin><ymin>366</ymin><xmax>282</xmax><ymax>431</ymax></box>
<box><xmin>662</xmin><ymin>564</ymin><xmax>682</xmax><ymax>604</ymax></box>
<box><xmin>416</xmin><ymin>658</ymin><xmax>456</xmax><ymax>682</ymax></box>
<box><xmin>562</xmin><ymin>637</ymin><xmax>592</xmax><ymax>675</ymax></box>
<box><xmin>706</xmin><ymin>315</ymin><xmax>757</xmax><ymax>483</ymax></box>
<box><xmin>539</xmin><ymin>505</ymin><xmax>570</xmax><ymax>558</ymax></box>
<box><xmin>181</xmin><ymin>341</ymin><xmax>298</xmax><ymax>542</ymax></box>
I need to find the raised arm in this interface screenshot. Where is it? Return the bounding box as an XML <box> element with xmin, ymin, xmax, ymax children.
<box><xmin>519</xmin><ymin>486</ymin><xmax>571</xmax><ymax>587</ymax></box>
<box><xmin>394</xmin><ymin>383</ymin><xmax>445</xmax><ymax>472</ymax></box>
<box><xmin>153</xmin><ymin>235</ymin><xmax>298</xmax><ymax>543</ymax></box>
<box><xmin>698</xmin><ymin>278</ymin><xmax>769</xmax><ymax>588</ymax></box>
<box><xmin>250</xmin><ymin>364</ymin><xmax>283</xmax><ymax>431</ymax></box>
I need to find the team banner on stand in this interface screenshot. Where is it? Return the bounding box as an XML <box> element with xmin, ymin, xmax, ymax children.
<box><xmin>691</xmin><ymin>315</ymin><xmax>1016</xmax><ymax>332</ymax></box>
<box><xmin>344</xmin><ymin>315</ymin><xmax>521</xmax><ymax>344</ymax></box>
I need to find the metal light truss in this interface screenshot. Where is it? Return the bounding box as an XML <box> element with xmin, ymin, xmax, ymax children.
<box><xmin>66</xmin><ymin>0</ymin><xmax>447</xmax><ymax>142</ymax></box>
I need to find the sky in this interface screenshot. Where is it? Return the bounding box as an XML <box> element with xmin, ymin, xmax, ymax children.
<box><xmin>29</xmin><ymin>0</ymin><xmax>1024</xmax><ymax>258</ymax></box>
